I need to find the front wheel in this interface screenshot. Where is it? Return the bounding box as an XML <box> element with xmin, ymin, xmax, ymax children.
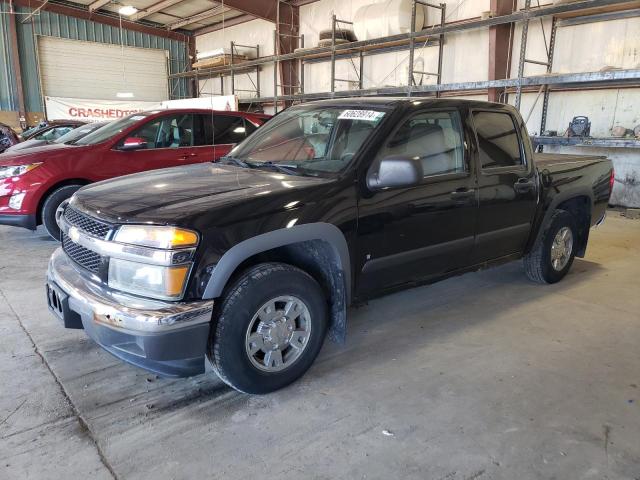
<box><xmin>524</xmin><ymin>209</ymin><xmax>577</xmax><ymax>284</ymax></box>
<box><xmin>41</xmin><ymin>185</ymin><xmax>83</xmax><ymax>241</ymax></box>
<box><xmin>208</xmin><ymin>262</ymin><xmax>328</xmax><ymax>394</ymax></box>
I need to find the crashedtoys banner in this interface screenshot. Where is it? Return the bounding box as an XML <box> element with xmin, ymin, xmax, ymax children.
<box><xmin>45</xmin><ymin>97</ymin><xmax>159</xmax><ymax>122</ymax></box>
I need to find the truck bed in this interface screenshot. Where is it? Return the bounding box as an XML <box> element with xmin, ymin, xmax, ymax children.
<box><xmin>534</xmin><ymin>152</ymin><xmax>608</xmax><ymax>170</ymax></box>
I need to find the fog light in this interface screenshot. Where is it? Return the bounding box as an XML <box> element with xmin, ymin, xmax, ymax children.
<box><xmin>9</xmin><ymin>192</ymin><xmax>26</xmax><ymax>210</ymax></box>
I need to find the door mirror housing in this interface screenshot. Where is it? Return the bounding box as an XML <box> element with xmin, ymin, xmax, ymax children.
<box><xmin>119</xmin><ymin>137</ymin><xmax>148</xmax><ymax>151</ymax></box>
<box><xmin>367</xmin><ymin>156</ymin><xmax>423</xmax><ymax>191</ymax></box>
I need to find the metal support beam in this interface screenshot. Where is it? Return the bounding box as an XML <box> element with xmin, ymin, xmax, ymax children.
<box><xmin>131</xmin><ymin>0</ymin><xmax>185</xmax><ymax>21</ymax></box>
<box><xmin>188</xmin><ymin>34</ymin><xmax>197</xmax><ymax>98</ymax></box>
<box><xmin>407</xmin><ymin>1</ymin><xmax>445</xmax><ymax>96</ymax></box>
<box><xmin>538</xmin><ymin>17</ymin><xmax>558</xmax><ymax>148</ymax></box>
<box><xmin>168</xmin><ymin>4</ymin><xmax>230</xmax><ymax>30</ymax></box>
<box><xmin>88</xmin><ymin>0</ymin><xmax>110</xmax><ymax>13</ymax></box>
<box><xmin>515</xmin><ymin>0</ymin><xmax>532</xmax><ymax>110</ymax></box>
<box><xmin>235</xmin><ymin>68</ymin><xmax>640</xmax><ymax>104</ymax></box>
<box><xmin>12</xmin><ymin>0</ymin><xmax>190</xmax><ymax>41</ymax></box>
<box><xmin>194</xmin><ymin>13</ymin><xmax>255</xmax><ymax>35</ymax></box>
<box><xmin>557</xmin><ymin>8</ymin><xmax>640</xmax><ymax>26</ymax></box>
<box><xmin>276</xmin><ymin>1</ymin><xmax>300</xmax><ymax>105</ymax></box>
<box><xmin>20</xmin><ymin>0</ymin><xmax>49</xmax><ymax>23</ymax></box>
<box><xmin>219</xmin><ymin>0</ymin><xmax>296</xmax><ymax>23</ymax></box>
<box><xmin>435</xmin><ymin>2</ymin><xmax>445</xmax><ymax>97</ymax></box>
<box><xmin>8</xmin><ymin>1</ymin><xmax>27</xmax><ymax>128</ymax></box>
<box><xmin>299</xmin><ymin>35</ymin><xmax>305</xmax><ymax>95</ymax></box>
<box><xmin>534</xmin><ymin>136</ymin><xmax>640</xmax><ymax>149</ymax></box>
<box><xmin>488</xmin><ymin>0</ymin><xmax>514</xmax><ymax>102</ymax></box>
<box><xmin>330</xmin><ymin>14</ymin><xmax>336</xmax><ymax>92</ymax></box>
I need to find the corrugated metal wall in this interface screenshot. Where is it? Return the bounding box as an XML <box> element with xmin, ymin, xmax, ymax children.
<box><xmin>0</xmin><ymin>2</ymin><xmax>189</xmax><ymax>112</ymax></box>
<box><xmin>0</xmin><ymin>6</ymin><xmax>18</xmax><ymax>111</ymax></box>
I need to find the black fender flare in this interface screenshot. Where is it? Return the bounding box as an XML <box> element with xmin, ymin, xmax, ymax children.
<box><xmin>202</xmin><ymin>222</ymin><xmax>352</xmax><ymax>304</ymax></box>
<box><xmin>530</xmin><ymin>186</ymin><xmax>594</xmax><ymax>250</ymax></box>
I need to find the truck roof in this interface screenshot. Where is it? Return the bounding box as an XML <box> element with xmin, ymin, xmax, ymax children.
<box><xmin>304</xmin><ymin>96</ymin><xmax>512</xmax><ymax>111</ymax></box>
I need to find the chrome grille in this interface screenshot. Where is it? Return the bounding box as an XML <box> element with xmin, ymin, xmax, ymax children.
<box><xmin>62</xmin><ymin>233</ymin><xmax>103</xmax><ymax>273</ymax></box>
<box><xmin>64</xmin><ymin>207</ymin><xmax>112</xmax><ymax>239</ymax></box>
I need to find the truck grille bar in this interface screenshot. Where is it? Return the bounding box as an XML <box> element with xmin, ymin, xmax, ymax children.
<box><xmin>62</xmin><ymin>233</ymin><xmax>104</xmax><ymax>274</ymax></box>
<box><xmin>64</xmin><ymin>207</ymin><xmax>112</xmax><ymax>240</ymax></box>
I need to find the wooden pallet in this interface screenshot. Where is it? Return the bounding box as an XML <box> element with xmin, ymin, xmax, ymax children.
<box><xmin>193</xmin><ymin>54</ymin><xmax>248</xmax><ymax>70</ymax></box>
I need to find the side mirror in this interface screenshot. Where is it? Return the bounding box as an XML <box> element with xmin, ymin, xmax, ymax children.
<box><xmin>119</xmin><ymin>137</ymin><xmax>148</xmax><ymax>151</ymax></box>
<box><xmin>367</xmin><ymin>156</ymin><xmax>423</xmax><ymax>191</ymax></box>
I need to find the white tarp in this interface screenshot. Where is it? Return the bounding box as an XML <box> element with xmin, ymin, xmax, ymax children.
<box><xmin>45</xmin><ymin>96</ymin><xmax>159</xmax><ymax>123</ymax></box>
<box><xmin>156</xmin><ymin>95</ymin><xmax>238</xmax><ymax>111</ymax></box>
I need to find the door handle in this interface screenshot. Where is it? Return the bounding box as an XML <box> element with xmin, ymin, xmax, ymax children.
<box><xmin>450</xmin><ymin>188</ymin><xmax>475</xmax><ymax>199</ymax></box>
<box><xmin>514</xmin><ymin>178</ymin><xmax>536</xmax><ymax>193</ymax></box>
<box><xmin>179</xmin><ymin>153</ymin><xmax>197</xmax><ymax>160</ymax></box>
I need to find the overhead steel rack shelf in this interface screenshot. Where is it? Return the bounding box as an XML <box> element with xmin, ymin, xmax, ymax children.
<box><xmin>533</xmin><ymin>136</ymin><xmax>640</xmax><ymax>149</ymax></box>
<box><xmin>235</xmin><ymin>68</ymin><xmax>640</xmax><ymax>104</ymax></box>
<box><xmin>175</xmin><ymin>0</ymin><xmax>640</xmax><ymax>110</ymax></box>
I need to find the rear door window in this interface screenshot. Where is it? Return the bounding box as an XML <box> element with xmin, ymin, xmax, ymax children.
<box><xmin>213</xmin><ymin>115</ymin><xmax>247</xmax><ymax>145</ymax></box>
<box><xmin>194</xmin><ymin>114</ymin><xmax>249</xmax><ymax>145</ymax></box>
<box><xmin>473</xmin><ymin>111</ymin><xmax>523</xmax><ymax>169</ymax></box>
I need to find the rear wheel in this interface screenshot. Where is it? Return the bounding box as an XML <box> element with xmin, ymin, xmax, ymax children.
<box><xmin>524</xmin><ymin>209</ymin><xmax>577</xmax><ymax>284</ymax></box>
<box><xmin>41</xmin><ymin>185</ymin><xmax>83</xmax><ymax>241</ymax></box>
<box><xmin>208</xmin><ymin>262</ymin><xmax>328</xmax><ymax>394</ymax></box>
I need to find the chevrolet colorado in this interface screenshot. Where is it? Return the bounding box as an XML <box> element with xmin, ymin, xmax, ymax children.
<box><xmin>46</xmin><ymin>98</ymin><xmax>614</xmax><ymax>394</ymax></box>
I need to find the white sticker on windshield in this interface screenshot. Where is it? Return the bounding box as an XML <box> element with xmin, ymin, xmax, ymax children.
<box><xmin>338</xmin><ymin>110</ymin><xmax>385</xmax><ymax>122</ymax></box>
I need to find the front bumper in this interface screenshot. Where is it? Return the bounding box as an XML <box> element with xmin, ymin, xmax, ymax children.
<box><xmin>47</xmin><ymin>248</ymin><xmax>214</xmax><ymax>377</ymax></box>
<box><xmin>0</xmin><ymin>213</ymin><xmax>36</xmax><ymax>230</ymax></box>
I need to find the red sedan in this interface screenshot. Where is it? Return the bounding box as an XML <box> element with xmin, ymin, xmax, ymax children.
<box><xmin>0</xmin><ymin>109</ymin><xmax>270</xmax><ymax>239</ymax></box>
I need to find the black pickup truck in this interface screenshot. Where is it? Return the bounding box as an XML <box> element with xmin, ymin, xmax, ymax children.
<box><xmin>47</xmin><ymin>98</ymin><xmax>614</xmax><ymax>394</ymax></box>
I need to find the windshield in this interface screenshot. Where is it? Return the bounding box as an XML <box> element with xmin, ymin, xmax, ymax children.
<box><xmin>54</xmin><ymin>122</ymin><xmax>108</xmax><ymax>144</ymax></box>
<box><xmin>229</xmin><ymin>105</ymin><xmax>387</xmax><ymax>175</ymax></box>
<box><xmin>75</xmin><ymin>114</ymin><xmax>151</xmax><ymax>146</ymax></box>
<box><xmin>21</xmin><ymin>126</ymin><xmax>41</xmax><ymax>138</ymax></box>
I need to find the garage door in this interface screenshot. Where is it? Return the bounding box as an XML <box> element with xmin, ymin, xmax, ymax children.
<box><xmin>38</xmin><ymin>36</ymin><xmax>169</xmax><ymax>102</ymax></box>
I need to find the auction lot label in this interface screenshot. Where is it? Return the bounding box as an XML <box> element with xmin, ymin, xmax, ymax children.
<box><xmin>338</xmin><ymin>110</ymin><xmax>386</xmax><ymax>121</ymax></box>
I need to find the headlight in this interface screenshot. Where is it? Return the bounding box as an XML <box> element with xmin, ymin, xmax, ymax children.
<box><xmin>0</xmin><ymin>163</ymin><xmax>42</xmax><ymax>179</ymax></box>
<box><xmin>114</xmin><ymin>225</ymin><xmax>199</xmax><ymax>249</ymax></box>
<box><xmin>107</xmin><ymin>225</ymin><xmax>199</xmax><ymax>300</ymax></box>
<box><xmin>108</xmin><ymin>259</ymin><xmax>190</xmax><ymax>300</ymax></box>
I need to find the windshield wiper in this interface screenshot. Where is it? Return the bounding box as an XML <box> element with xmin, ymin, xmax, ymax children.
<box><xmin>220</xmin><ymin>155</ymin><xmax>251</xmax><ymax>168</ymax></box>
<box><xmin>250</xmin><ymin>161</ymin><xmax>301</xmax><ymax>176</ymax></box>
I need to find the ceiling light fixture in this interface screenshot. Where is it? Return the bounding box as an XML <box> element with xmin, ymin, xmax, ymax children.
<box><xmin>118</xmin><ymin>5</ymin><xmax>138</xmax><ymax>16</ymax></box>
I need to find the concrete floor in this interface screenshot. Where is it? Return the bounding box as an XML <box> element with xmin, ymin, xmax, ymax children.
<box><xmin>0</xmin><ymin>211</ymin><xmax>639</xmax><ymax>480</ymax></box>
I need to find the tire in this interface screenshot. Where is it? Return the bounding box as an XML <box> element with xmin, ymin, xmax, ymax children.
<box><xmin>207</xmin><ymin>262</ymin><xmax>328</xmax><ymax>394</ymax></box>
<box><xmin>41</xmin><ymin>185</ymin><xmax>83</xmax><ymax>241</ymax></box>
<box><xmin>524</xmin><ymin>209</ymin><xmax>577</xmax><ymax>284</ymax></box>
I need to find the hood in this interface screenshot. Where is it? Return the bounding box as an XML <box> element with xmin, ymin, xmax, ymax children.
<box><xmin>4</xmin><ymin>139</ymin><xmax>48</xmax><ymax>152</ymax></box>
<box><xmin>0</xmin><ymin>142</ymin><xmax>78</xmax><ymax>163</ymax></box>
<box><xmin>72</xmin><ymin>163</ymin><xmax>332</xmax><ymax>225</ymax></box>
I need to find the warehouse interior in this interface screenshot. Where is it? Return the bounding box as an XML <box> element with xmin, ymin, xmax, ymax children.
<box><xmin>1</xmin><ymin>0</ymin><xmax>639</xmax><ymax>479</ymax></box>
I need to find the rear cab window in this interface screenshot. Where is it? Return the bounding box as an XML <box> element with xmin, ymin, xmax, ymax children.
<box><xmin>472</xmin><ymin>111</ymin><xmax>525</xmax><ymax>170</ymax></box>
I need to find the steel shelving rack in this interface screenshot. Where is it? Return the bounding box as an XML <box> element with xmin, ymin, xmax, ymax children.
<box><xmin>179</xmin><ymin>0</ymin><xmax>640</xmax><ymax>144</ymax></box>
